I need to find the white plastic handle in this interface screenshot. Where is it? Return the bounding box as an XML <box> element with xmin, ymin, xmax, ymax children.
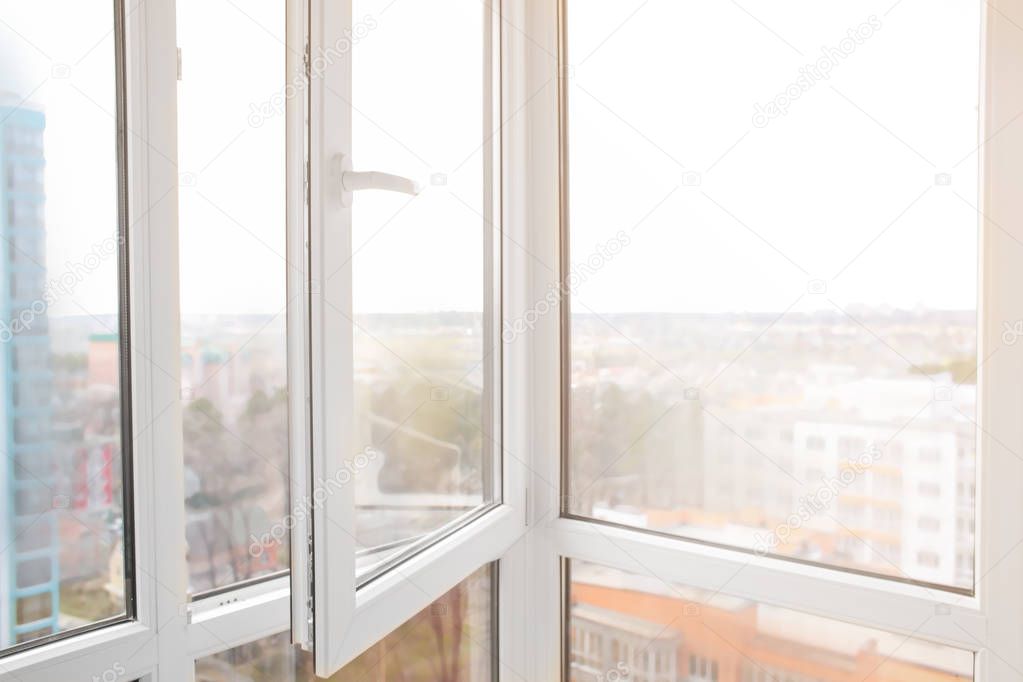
<box><xmin>335</xmin><ymin>154</ymin><xmax>421</xmax><ymax>207</ymax></box>
<box><xmin>342</xmin><ymin>170</ymin><xmax>421</xmax><ymax>196</ymax></box>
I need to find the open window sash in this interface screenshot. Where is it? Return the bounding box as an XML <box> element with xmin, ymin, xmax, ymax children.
<box><xmin>288</xmin><ymin>0</ymin><xmax>523</xmax><ymax>676</ymax></box>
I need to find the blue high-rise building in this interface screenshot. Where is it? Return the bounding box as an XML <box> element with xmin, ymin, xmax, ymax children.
<box><xmin>0</xmin><ymin>98</ymin><xmax>57</xmax><ymax>648</ymax></box>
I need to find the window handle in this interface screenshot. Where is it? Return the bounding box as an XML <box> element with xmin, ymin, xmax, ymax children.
<box><xmin>335</xmin><ymin>154</ymin><xmax>421</xmax><ymax>206</ymax></box>
<box><xmin>342</xmin><ymin>169</ymin><xmax>421</xmax><ymax>196</ymax></box>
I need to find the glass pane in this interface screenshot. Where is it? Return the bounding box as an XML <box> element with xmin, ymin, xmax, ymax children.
<box><xmin>567</xmin><ymin>560</ymin><xmax>973</xmax><ymax>681</ymax></box>
<box><xmin>195</xmin><ymin>565</ymin><xmax>495</xmax><ymax>681</ymax></box>
<box><xmin>177</xmin><ymin>0</ymin><xmax>289</xmax><ymax>593</ymax></box>
<box><xmin>350</xmin><ymin>1</ymin><xmax>500</xmax><ymax>581</ymax></box>
<box><xmin>0</xmin><ymin>0</ymin><xmax>129</xmax><ymax>653</ymax></box>
<box><xmin>563</xmin><ymin>0</ymin><xmax>980</xmax><ymax>590</ymax></box>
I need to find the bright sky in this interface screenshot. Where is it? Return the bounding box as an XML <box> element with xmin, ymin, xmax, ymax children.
<box><xmin>0</xmin><ymin>0</ymin><xmax>121</xmax><ymax>318</ymax></box>
<box><xmin>568</xmin><ymin>0</ymin><xmax>981</xmax><ymax>314</ymax></box>
<box><xmin>0</xmin><ymin>0</ymin><xmax>982</xmax><ymax>316</ymax></box>
<box><xmin>179</xmin><ymin>0</ymin><xmax>485</xmax><ymax>316</ymax></box>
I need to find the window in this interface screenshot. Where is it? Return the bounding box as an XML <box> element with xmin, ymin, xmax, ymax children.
<box><xmin>15</xmin><ymin>593</ymin><xmax>52</xmax><ymax>626</ymax></box>
<box><xmin>561</xmin><ymin>0</ymin><xmax>980</xmax><ymax>591</ymax></box>
<box><xmin>3</xmin><ymin>1</ymin><xmax>1023</xmax><ymax>681</ymax></box>
<box><xmin>566</xmin><ymin>560</ymin><xmax>973</xmax><ymax>681</ymax></box>
<box><xmin>0</xmin><ymin>0</ymin><xmax>131</xmax><ymax>656</ymax></box>
<box><xmin>296</xmin><ymin>3</ymin><xmax>515</xmax><ymax>673</ymax></box>
<box><xmin>176</xmin><ymin>0</ymin><xmax>290</xmax><ymax>594</ymax></box>
<box><xmin>348</xmin><ymin>0</ymin><xmax>502</xmax><ymax>583</ymax></box>
<box><xmin>195</xmin><ymin>565</ymin><xmax>495</xmax><ymax>682</ymax></box>
<box><xmin>546</xmin><ymin>0</ymin><xmax>1020</xmax><ymax>679</ymax></box>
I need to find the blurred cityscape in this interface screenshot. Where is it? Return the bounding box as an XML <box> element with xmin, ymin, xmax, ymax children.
<box><xmin>195</xmin><ymin>565</ymin><xmax>493</xmax><ymax>682</ymax></box>
<box><xmin>569</xmin><ymin>309</ymin><xmax>976</xmax><ymax>590</ymax></box>
<box><xmin>180</xmin><ymin>312</ymin><xmax>491</xmax><ymax>592</ymax></box>
<box><xmin>0</xmin><ymin>97</ymin><xmax>127</xmax><ymax>650</ymax></box>
<box><xmin>180</xmin><ymin>315</ymin><xmax>290</xmax><ymax>592</ymax></box>
<box><xmin>568</xmin><ymin>561</ymin><xmax>973</xmax><ymax>681</ymax></box>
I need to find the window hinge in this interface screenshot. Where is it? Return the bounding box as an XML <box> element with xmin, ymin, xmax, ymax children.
<box><xmin>306</xmin><ymin>531</ymin><xmax>315</xmax><ymax>648</ymax></box>
<box><xmin>176</xmin><ymin>47</ymin><xmax>182</xmax><ymax>81</ymax></box>
<box><xmin>303</xmin><ymin>41</ymin><xmax>311</xmax><ymax>78</ymax></box>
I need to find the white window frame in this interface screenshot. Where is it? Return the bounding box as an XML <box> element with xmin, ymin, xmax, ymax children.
<box><xmin>2</xmin><ymin>0</ymin><xmax>1022</xmax><ymax>681</ymax></box>
<box><xmin>522</xmin><ymin>0</ymin><xmax>1023</xmax><ymax>680</ymax></box>
<box><xmin>0</xmin><ymin>0</ymin><xmax>185</xmax><ymax>680</ymax></box>
<box><xmin>1</xmin><ymin>0</ymin><xmax>532</xmax><ymax>680</ymax></box>
<box><xmin>3</xmin><ymin>0</ymin><xmax>531</xmax><ymax>678</ymax></box>
<box><xmin>297</xmin><ymin>0</ymin><xmax>528</xmax><ymax>676</ymax></box>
